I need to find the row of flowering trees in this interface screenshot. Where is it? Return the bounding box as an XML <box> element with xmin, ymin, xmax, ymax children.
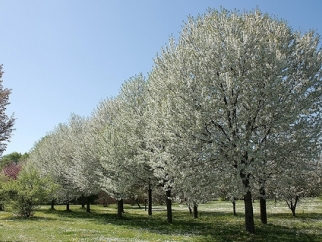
<box><xmin>16</xmin><ymin>8</ymin><xmax>322</xmax><ymax>233</ymax></box>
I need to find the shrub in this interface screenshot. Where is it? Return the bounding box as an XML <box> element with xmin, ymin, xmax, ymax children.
<box><xmin>2</xmin><ymin>168</ymin><xmax>58</xmax><ymax>217</ymax></box>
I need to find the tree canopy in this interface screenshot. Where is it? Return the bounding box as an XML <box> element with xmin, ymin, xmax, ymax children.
<box><xmin>147</xmin><ymin>8</ymin><xmax>322</xmax><ymax>232</ymax></box>
<box><xmin>16</xmin><ymin>8</ymin><xmax>322</xmax><ymax>234</ymax></box>
<box><xmin>0</xmin><ymin>65</ymin><xmax>15</xmax><ymax>158</ymax></box>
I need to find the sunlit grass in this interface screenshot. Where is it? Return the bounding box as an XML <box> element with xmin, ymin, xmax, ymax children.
<box><xmin>0</xmin><ymin>198</ymin><xmax>321</xmax><ymax>241</ymax></box>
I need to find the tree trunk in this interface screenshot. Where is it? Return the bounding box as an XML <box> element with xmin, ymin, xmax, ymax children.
<box><xmin>121</xmin><ymin>198</ymin><xmax>124</xmax><ymax>213</ymax></box>
<box><xmin>260</xmin><ymin>187</ymin><xmax>267</xmax><ymax>224</ymax></box>
<box><xmin>240</xmin><ymin>167</ymin><xmax>255</xmax><ymax>234</ymax></box>
<box><xmin>51</xmin><ymin>199</ymin><xmax>55</xmax><ymax>210</ymax></box>
<box><xmin>86</xmin><ymin>196</ymin><xmax>91</xmax><ymax>213</ymax></box>
<box><xmin>291</xmin><ymin>207</ymin><xmax>296</xmax><ymax>216</ymax></box>
<box><xmin>0</xmin><ymin>204</ymin><xmax>4</xmax><ymax>211</ymax></box>
<box><xmin>166</xmin><ymin>189</ymin><xmax>172</xmax><ymax>223</ymax></box>
<box><xmin>293</xmin><ymin>196</ymin><xmax>299</xmax><ymax>217</ymax></box>
<box><xmin>117</xmin><ymin>199</ymin><xmax>123</xmax><ymax>218</ymax></box>
<box><xmin>148</xmin><ymin>187</ymin><xmax>152</xmax><ymax>216</ymax></box>
<box><xmin>260</xmin><ymin>196</ymin><xmax>267</xmax><ymax>224</ymax></box>
<box><xmin>136</xmin><ymin>198</ymin><xmax>141</xmax><ymax>209</ymax></box>
<box><xmin>287</xmin><ymin>196</ymin><xmax>299</xmax><ymax>217</ymax></box>
<box><xmin>232</xmin><ymin>200</ymin><xmax>236</xmax><ymax>216</ymax></box>
<box><xmin>188</xmin><ymin>205</ymin><xmax>192</xmax><ymax>214</ymax></box>
<box><xmin>244</xmin><ymin>190</ymin><xmax>255</xmax><ymax>233</ymax></box>
<box><xmin>259</xmin><ymin>196</ymin><xmax>267</xmax><ymax>224</ymax></box>
<box><xmin>66</xmin><ymin>193</ymin><xmax>70</xmax><ymax>211</ymax></box>
<box><xmin>193</xmin><ymin>204</ymin><xmax>198</xmax><ymax>219</ymax></box>
<box><xmin>66</xmin><ymin>200</ymin><xmax>70</xmax><ymax>211</ymax></box>
<box><xmin>81</xmin><ymin>194</ymin><xmax>85</xmax><ymax>208</ymax></box>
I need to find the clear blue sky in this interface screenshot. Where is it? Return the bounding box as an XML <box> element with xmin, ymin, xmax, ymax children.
<box><xmin>1</xmin><ymin>0</ymin><xmax>322</xmax><ymax>155</ymax></box>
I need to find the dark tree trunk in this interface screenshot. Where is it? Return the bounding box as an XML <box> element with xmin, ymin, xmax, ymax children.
<box><xmin>117</xmin><ymin>199</ymin><xmax>123</xmax><ymax>218</ymax></box>
<box><xmin>188</xmin><ymin>205</ymin><xmax>192</xmax><ymax>214</ymax></box>
<box><xmin>66</xmin><ymin>200</ymin><xmax>70</xmax><ymax>211</ymax></box>
<box><xmin>291</xmin><ymin>207</ymin><xmax>296</xmax><ymax>216</ymax></box>
<box><xmin>65</xmin><ymin>193</ymin><xmax>70</xmax><ymax>211</ymax></box>
<box><xmin>260</xmin><ymin>197</ymin><xmax>267</xmax><ymax>224</ymax></box>
<box><xmin>193</xmin><ymin>204</ymin><xmax>198</xmax><ymax>219</ymax></box>
<box><xmin>286</xmin><ymin>196</ymin><xmax>299</xmax><ymax>217</ymax></box>
<box><xmin>240</xmin><ymin>167</ymin><xmax>255</xmax><ymax>234</ymax></box>
<box><xmin>148</xmin><ymin>187</ymin><xmax>152</xmax><ymax>216</ymax></box>
<box><xmin>81</xmin><ymin>194</ymin><xmax>85</xmax><ymax>208</ymax></box>
<box><xmin>0</xmin><ymin>204</ymin><xmax>4</xmax><ymax>211</ymax></box>
<box><xmin>260</xmin><ymin>187</ymin><xmax>267</xmax><ymax>224</ymax></box>
<box><xmin>232</xmin><ymin>200</ymin><xmax>236</xmax><ymax>216</ymax></box>
<box><xmin>86</xmin><ymin>196</ymin><xmax>91</xmax><ymax>213</ymax></box>
<box><xmin>51</xmin><ymin>199</ymin><xmax>55</xmax><ymax>210</ymax></box>
<box><xmin>244</xmin><ymin>190</ymin><xmax>255</xmax><ymax>234</ymax></box>
<box><xmin>166</xmin><ymin>189</ymin><xmax>172</xmax><ymax>223</ymax></box>
<box><xmin>136</xmin><ymin>198</ymin><xmax>141</xmax><ymax>209</ymax></box>
<box><xmin>293</xmin><ymin>196</ymin><xmax>299</xmax><ymax>216</ymax></box>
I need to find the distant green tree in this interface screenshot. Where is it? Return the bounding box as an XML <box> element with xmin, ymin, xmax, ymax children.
<box><xmin>0</xmin><ymin>65</ymin><xmax>15</xmax><ymax>157</ymax></box>
<box><xmin>0</xmin><ymin>152</ymin><xmax>27</xmax><ymax>210</ymax></box>
<box><xmin>0</xmin><ymin>152</ymin><xmax>29</xmax><ymax>168</ymax></box>
<box><xmin>2</xmin><ymin>166</ymin><xmax>58</xmax><ymax>217</ymax></box>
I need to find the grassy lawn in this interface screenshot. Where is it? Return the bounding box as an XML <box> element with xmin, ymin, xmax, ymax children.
<box><xmin>0</xmin><ymin>198</ymin><xmax>321</xmax><ymax>241</ymax></box>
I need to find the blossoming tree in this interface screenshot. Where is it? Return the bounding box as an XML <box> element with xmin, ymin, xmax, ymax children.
<box><xmin>147</xmin><ymin>8</ymin><xmax>322</xmax><ymax>233</ymax></box>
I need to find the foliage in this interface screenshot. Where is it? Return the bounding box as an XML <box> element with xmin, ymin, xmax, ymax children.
<box><xmin>0</xmin><ymin>152</ymin><xmax>29</xmax><ymax>168</ymax></box>
<box><xmin>0</xmin><ymin>153</ymin><xmax>24</xmax><ymax>210</ymax></box>
<box><xmin>0</xmin><ymin>65</ymin><xmax>15</xmax><ymax>157</ymax></box>
<box><xmin>271</xmin><ymin>158</ymin><xmax>322</xmax><ymax>216</ymax></box>
<box><xmin>147</xmin><ymin>8</ymin><xmax>322</xmax><ymax>232</ymax></box>
<box><xmin>2</xmin><ymin>167</ymin><xmax>59</xmax><ymax>217</ymax></box>
<box><xmin>28</xmin><ymin>126</ymin><xmax>81</xmax><ymax>206</ymax></box>
<box><xmin>1</xmin><ymin>161</ymin><xmax>22</xmax><ymax>180</ymax></box>
<box><xmin>23</xmin><ymin>7</ymin><xmax>322</xmax><ymax>234</ymax></box>
<box><xmin>95</xmin><ymin>75</ymin><xmax>156</xmax><ymax>202</ymax></box>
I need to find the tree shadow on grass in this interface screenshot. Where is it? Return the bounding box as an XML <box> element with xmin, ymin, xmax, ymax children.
<box><xmin>0</xmin><ymin>214</ymin><xmax>58</xmax><ymax>221</ymax></box>
<box><xmin>108</xmin><ymin>210</ymin><xmax>322</xmax><ymax>242</ymax></box>
<box><xmin>40</xmin><ymin>207</ymin><xmax>322</xmax><ymax>242</ymax></box>
<box><xmin>255</xmin><ymin>223</ymin><xmax>320</xmax><ymax>242</ymax></box>
<box><xmin>268</xmin><ymin>211</ymin><xmax>322</xmax><ymax>220</ymax></box>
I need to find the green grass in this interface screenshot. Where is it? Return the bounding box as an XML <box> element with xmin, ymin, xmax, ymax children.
<box><xmin>0</xmin><ymin>198</ymin><xmax>321</xmax><ymax>241</ymax></box>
